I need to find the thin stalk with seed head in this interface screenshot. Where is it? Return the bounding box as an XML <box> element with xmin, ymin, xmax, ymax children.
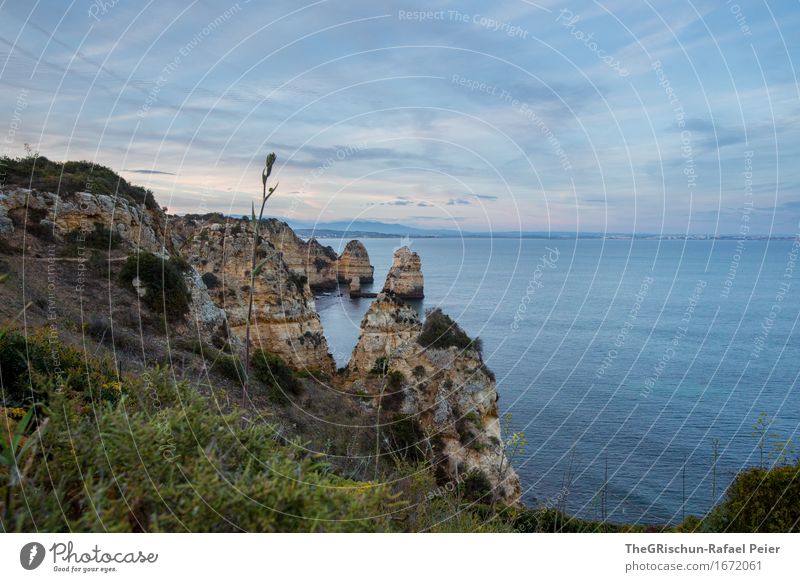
<box><xmin>243</xmin><ymin>152</ymin><xmax>278</xmax><ymax>416</ymax></box>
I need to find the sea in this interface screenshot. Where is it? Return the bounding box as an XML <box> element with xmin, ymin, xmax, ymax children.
<box><xmin>313</xmin><ymin>237</ymin><xmax>800</xmax><ymax>525</ymax></box>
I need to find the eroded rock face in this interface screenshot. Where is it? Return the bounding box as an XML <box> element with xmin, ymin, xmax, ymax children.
<box><xmin>348</xmin><ymin>293</ymin><xmax>421</xmax><ymax>374</ymax></box>
<box><xmin>0</xmin><ymin>187</ymin><xmax>170</xmax><ymax>253</ymax></box>
<box><xmin>170</xmin><ymin>215</ymin><xmax>339</xmax><ymax>291</ymax></box>
<box><xmin>382</xmin><ymin>246</ymin><xmax>423</xmax><ymax>299</ymax></box>
<box><xmin>183</xmin><ymin>267</ymin><xmax>230</xmax><ymax>349</ymax></box>
<box><xmin>337</xmin><ymin>240</ymin><xmax>374</xmax><ymax>284</ymax></box>
<box><xmin>389</xmin><ymin>346</ymin><xmax>522</xmax><ymax>505</ymax></box>
<box><xmin>261</xmin><ymin>220</ymin><xmax>338</xmax><ymax>290</ymax></box>
<box><xmin>180</xmin><ymin>226</ymin><xmax>335</xmax><ymax>373</ymax></box>
<box><xmin>346</xmin><ymin>293</ymin><xmax>520</xmax><ymax>504</ymax></box>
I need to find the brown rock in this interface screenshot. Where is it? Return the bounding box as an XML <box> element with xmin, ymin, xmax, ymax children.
<box><xmin>180</xmin><ymin>225</ymin><xmax>335</xmax><ymax>373</ymax></box>
<box><xmin>337</xmin><ymin>240</ymin><xmax>374</xmax><ymax>283</ymax></box>
<box><xmin>382</xmin><ymin>246</ymin><xmax>423</xmax><ymax>299</ymax></box>
<box><xmin>347</xmin><ymin>293</ymin><xmax>421</xmax><ymax>374</ymax></box>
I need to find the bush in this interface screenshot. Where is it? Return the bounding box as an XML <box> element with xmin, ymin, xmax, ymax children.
<box><xmin>0</xmin><ymin>364</ymin><xmax>402</xmax><ymax>532</ymax></box>
<box><xmin>0</xmin><ymin>330</ymin><xmax>121</xmax><ymax>408</ymax></box>
<box><xmin>0</xmin><ymin>155</ymin><xmax>158</xmax><ymax>208</ymax></box>
<box><xmin>704</xmin><ymin>464</ymin><xmax>800</xmax><ymax>532</ymax></box>
<box><xmin>201</xmin><ymin>272</ymin><xmax>220</xmax><ymax>289</ymax></box>
<box><xmin>252</xmin><ymin>350</ymin><xmax>299</xmax><ymax>404</ymax></box>
<box><xmin>461</xmin><ymin>470</ymin><xmax>493</xmax><ymax>503</ymax></box>
<box><xmin>65</xmin><ymin>223</ymin><xmax>123</xmax><ymax>250</ymax></box>
<box><xmin>383</xmin><ymin>415</ymin><xmax>425</xmax><ymax>463</ymax></box>
<box><xmin>119</xmin><ymin>252</ymin><xmax>190</xmax><ymax>321</ymax></box>
<box><xmin>418</xmin><ymin>308</ymin><xmax>482</xmax><ymax>354</ymax></box>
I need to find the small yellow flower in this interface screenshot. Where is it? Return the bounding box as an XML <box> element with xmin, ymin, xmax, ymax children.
<box><xmin>6</xmin><ymin>407</ymin><xmax>26</xmax><ymax>419</ymax></box>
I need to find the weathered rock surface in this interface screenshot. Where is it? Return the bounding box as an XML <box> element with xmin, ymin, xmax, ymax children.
<box><xmin>0</xmin><ymin>187</ymin><xmax>170</xmax><ymax>253</ymax></box>
<box><xmin>337</xmin><ymin>240</ymin><xmax>374</xmax><ymax>284</ymax></box>
<box><xmin>169</xmin><ymin>215</ymin><xmax>339</xmax><ymax>291</ymax></box>
<box><xmin>346</xmin><ymin>293</ymin><xmax>520</xmax><ymax>504</ymax></box>
<box><xmin>382</xmin><ymin>246</ymin><xmax>423</xmax><ymax>299</ymax></box>
<box><xmin>347</xmin><ymin>293</ymin><xmax>421</xmax><ymax>373</ymax></box>
<box><xmin>183</xmin><ymin>267</ymin><xmax>230</xmax><ymax>348</ymax></box>
<box><xmin>180</xmin><ymin>225</ymin><xmax>335</xmax><ymax>373</ymax></box>
<box><xmin>388</xmin><ymin>345</ymin><xmax>522</xmax><ymax>505</ymax></box>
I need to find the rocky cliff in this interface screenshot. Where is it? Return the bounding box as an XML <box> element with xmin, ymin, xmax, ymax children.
<box><xmin>170</xmin><ymin>214</ymin><xmax>340</xmax><ymax>291</ymax></box>
<box><xmin>337</xmin><ymin>240</ymin><xmax>374</xmax><ymax>284</ymax></box>
<box><xmin>346</xmin><ymin>293</ymin><xmax>521</xmax><ymax>504</ymax></box>
<box><xmin>347</xmin><ymin>293</ymin><xmax>421</xmax><ymax>373</ymax></box>
<box><xmin>180</xmin><ymin>224</ymin><xmax>335</xmax><ymax>373</ymax></box>
<box><xmin>383</xmin><ymin>246</ymin><xmax>424</xmax><ymax>299</ymax></box>
<box><xmin>0</xmin><ymin>187</ymin><xmax>170</xmax><ymax>254</ymax></box>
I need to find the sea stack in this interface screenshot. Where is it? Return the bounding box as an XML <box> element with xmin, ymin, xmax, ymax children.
<box><xmin>382</xmin><ymin>246</ymin><xmax>424</xmax><ymax>299</ymax></box>
<box><xmin>347</xmin><ymin>292</ymin><xmax>421</xmax><ymax>373</ymax></box>
<box><xmin>337</xmin><ymin>240</ymin><xmax>374</xmax><ymax>284</ymax></box>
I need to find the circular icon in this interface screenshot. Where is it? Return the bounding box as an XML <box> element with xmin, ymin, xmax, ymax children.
<box><xmin>20</xmin><ymin>542</ymin><xmax>46</xmax><ymax>570</ymax></box>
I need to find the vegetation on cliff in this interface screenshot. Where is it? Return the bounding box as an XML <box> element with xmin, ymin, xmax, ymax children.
<box><xmin>0</xmin><ymin>154</ymin><xmax>159</xmax><ymax>210</ymax></box>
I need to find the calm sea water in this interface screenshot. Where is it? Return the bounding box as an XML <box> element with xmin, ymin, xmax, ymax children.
<box><xmin>314</xmin><ymin>237</ymin><xmax>800</xmax><ymax>525</ymax></box>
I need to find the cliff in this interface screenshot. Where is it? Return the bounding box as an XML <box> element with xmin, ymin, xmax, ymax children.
<box><xmin>0</xmin><ymin>186</ymin><xmax>171</xmax><ymax>254</ymax></box>
<box><xmin>180</xmin><ymin>223</ymin><xmax>335</xmax><ymax>373</ymax></box>
<box><xmin>337</xmin><ymin>239</ymin><xmax>374</xmax><ymax>283</ymax></box>
<box><xmin>347</xmin><ymin>294</ymin><xmax>521</xmax><ymax>505</ymax></box>
<box><xmin>383</xmin><ymin>246</ymin><xmax>424</xmax><ymax>299</ymax></box>
<box><xmin>170</xmin><ymin>214</ymin><xmax>340</xmax><ymax>291</ymax></box>
<box><xmin>347</xmin><ymin>293</ymin><xmax>422</xmax><ymax>373</ymax></box>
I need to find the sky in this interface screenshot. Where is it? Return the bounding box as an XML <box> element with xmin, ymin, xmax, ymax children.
<box><xmin>0</xmin><ymin>0</ymin><xmax>798</xmax><ymax>235</ymax></box>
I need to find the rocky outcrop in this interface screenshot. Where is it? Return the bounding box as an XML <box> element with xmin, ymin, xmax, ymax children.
<box><xmin>261</xmin><ymin>220</ymin><xmax>338</xmax><ymax>290</ymax></box>
<box><xmin>348</xmin><ymin>293</ymin><xmax>421</xmax><ymax>373</ymax></box>
<box><xmin>183</xmin><ymin>267</ymin><xmax>230</xmax><ymax>349</ymax></box>
<box><xmin>388</xmin><ymin>345</ymin><xmax>521</xmax><ymax>504</ymax></box>
<box><xmin>0</xmin><ymin>187</ymin><xmax>170</xmax><ymax>253</ymax></box>
<box><xmin>170</xmin><ymin>215</ymin><xmax>339</xmax><ymax>291</ymax></box>
<box><xmin>180</xmin><ymin>225</ymin><xmax>335</xmax><ymax>373</ymax></box>
<box><xmin>346</xmin><ymin>294</ymin><xmax>520</xmax><ymax>504</ymax></box>
<box><xmin>337</xmin><ymin>240</ymin><xmax>374</xmax><ymax>284</ymax></box>
<box><xmin>382</xmin><ymin>246</ymin><xmax>423</xmax><ymax>299</ymax></box>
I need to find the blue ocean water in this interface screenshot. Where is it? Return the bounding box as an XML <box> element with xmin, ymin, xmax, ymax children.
<box><xmin>314</xmin><ymin>238</ymin><xmax>800</xmax><ymax>525</ymax></box>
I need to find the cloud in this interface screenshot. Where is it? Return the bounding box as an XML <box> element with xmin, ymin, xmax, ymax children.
<box><xmin>447</xmin><ymin>198</ymin><xmax>471</xmax><ymax>206</ymax></box>
<box><xmin>474</xmin><ymin>194</ymin><xmax>498</xmax><ymax>201</ymax></box>
<box><xmin>123</xmin><ymin>169</ymin><xmax>176</xmax><ymax>175</ymax></box>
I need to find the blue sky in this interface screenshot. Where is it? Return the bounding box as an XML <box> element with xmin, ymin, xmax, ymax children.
<box><xmin>1</xmin><ymin>0</ymin><xmax>798</xmax><ymax>234</ymax></box>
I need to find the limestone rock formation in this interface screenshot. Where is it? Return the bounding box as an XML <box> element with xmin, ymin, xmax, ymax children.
<box><xmin>0</xmin><ymin>187</ymin><xmax>170</xmax><ymax>253</ymax></box>
<box><xmin>183</xmin><ymin>267</ymin><xmax>230</xmax><ymax>348</ymax></box>
<box><xmin>337</xmin><ymin>240</ymin><xmax>374</xmax><ymax>284</ymax></box>
<box><xmin>349</xmin><ymin>276</ymin><xmax>361</xmax><ymax>297</ymax></box>
<box><xmin>347</xmin><ymin>293</ymin><xmax>421</xmax><ymax>373</ymax></box>
<box><xmin>261</xmin><ymin>220</ymin><xmax>338</xmax><ymax>290</ymax></box>
<box><xmin>382</xmin><ymin>246</ymin><xmax>423</xmax><ymax>299</ymax></box>
<box><xmin>346</xmin><ymin>295</ymin><xmax>521</xmax><ymax>504</ymax></box>
<box><xmin>170</xmin><ymin>215</ymin><xmax>339</xmax><ymax>291</ymax></box>
<box><xmin>388</xmin><ymin>345</ymin><xmax>522</xmax><ymax>504</ymax></box>
<box><xmin>180</xmin><ymin>225</ymin><xmax>335</xmax><ymax>373</ymax></box>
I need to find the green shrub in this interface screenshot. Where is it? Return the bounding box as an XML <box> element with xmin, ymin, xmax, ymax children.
<box><xmin>119</xmin><ymin>252</ymin><xmax>190</xmax><ymax>321</ymax></box>
<box><xmin>371</xmin><ymin>356</ymin><xmax>389</xmax><ymax>376</ymax></box>
<box><xmin>704</xmin><ymin>464</ymin><xmax>800</xmax><ymax>532</ymax></box>
<box><xmin>252</xmin><ymin>350</ymin><xmax>299</xmax><ymax>404</ymax></box>
<box><xmin>201</xmin><ymin>272</ymin><xmax>220</xmax><ymax>289</ymax></box>
<box><xmin>418</xmin><ymin>308</ymin><xmax>482</xmax><ymax>354</ymax></box>
<box><xmin>0</xmin><ymin>155</ymin><xmax>158</xmax><ymax>208</ymax></box>
<box><xmin>383</xmin><ymin>415</ymin><xmax>425</xmax><ymax>463</ymax></box>
<box><xmin>65</xmin><ymin>223</ymin><xmax>122</xmax><ymax>250</ymax></box>
<box><xmin>461</xmin><ymin>470</ymin><xmax>493</xmax><ymax>503</ymax></box>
